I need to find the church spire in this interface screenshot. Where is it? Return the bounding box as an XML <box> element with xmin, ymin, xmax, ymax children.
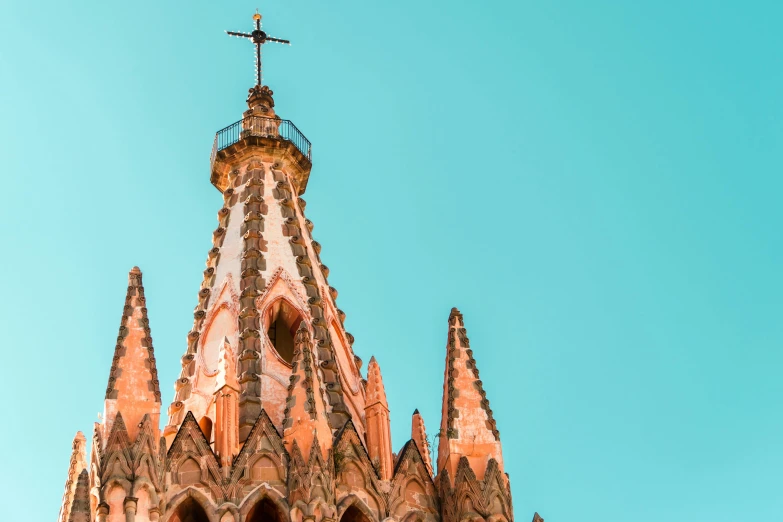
<box><xmin>104</xmin><ymin>267</ymin><xmax>161</xmax><ymax>442</ymax></box>
<box><xmin>67</xmin><ymin>470</ymin><xmax>91</xmax><ymax>522</ymax></box>
<box><xmin>365</xmin><ymin>356</ymin><xmax>393</xmax><ymax>480</ymax></box>
<box><xmin>437</xmin><ymin>307</ymin><xmax>503</xmax><ymax>480</ymax></box>
<box><xmin>57</xmin><ymin>431</ymin><xmax>87</xmax><ymax>522</ymax></box>
<box><xmin>411</xmin><ymin>409</ymin><xmax>433</xmax><ymax>476</ymax></box>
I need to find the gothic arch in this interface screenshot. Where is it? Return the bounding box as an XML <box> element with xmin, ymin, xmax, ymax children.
<box><xmin>290</xmin><ymin>498</ymin><xmax>333</xmax><ymax>522</ymax></box>
<box><xmin>163</xmin><ymin>488</ymin><xmax>217</xmax><ymax>522</ymax></box>
<box><xmin>261</xmin><ymin>296</ymin><xmax>305</xmax><ymax>365</ymax></box>
<box><xmin>169</xmin><ymin>497</ymin><xmax>211</xmax><ymax>522</ymax></box>
<box><xmin>245</xmin><ymin>452</ymin><xmax>285</xmax><ymax>483</ymax></box>
<box><xmin>486</xmin><ymin>493</ymin><xmax>510</xmax><ymax>521</ymax></box>
<box><xmin>238</xmin><ymin>485</ymin><xmax>290</xmax><ymax>522</ymax></box>
<box><xmin>102</xmin><ymin>452</ymin><xmax>133</xmax><ymax>482</ymax></box>
<box><xmin>131</xmin><ymin>476</ymin><xmax>161</xmax><ymax>508</ymax></box>
<box><xmin>175</xmin><ymin>455</ymin><xmax>203</xmax><ymax>485</ymax></box>
<box><xmin>336</xmin><ymin>495</ymin><xmax>379</xmax><ymax>522</ymax></box>
<box><xmin>100</xmin><ymin>476</ymin><xmax>132</xmax><ymax>499</ymax></box>
<box><xmin>455</xmin><ymin>492</ymin><xmax>482</xmax><ymax>522</ymax></box>
<box><xmin>215</xmin><ymin>503</ymin><xmax>240</xmax><ymax>522</ymax></box>
<box><xmin>105</xmin><ymin>484</ymin><xmax>127</xmax><ymax>522</ymax></box>
<box><xmin>244</xmin><ymin>449</ymin><xmax>286</xmax><ymax>474</ymax></box>
<box><xmin>134</xmin><ymin>453</ymin><xmax>162</xmax><ymax>490</ymax></box>
<box><xmin>389</xmin><ymin>476</ymin><xmax>431</xmax><ymax>516</ymax></box>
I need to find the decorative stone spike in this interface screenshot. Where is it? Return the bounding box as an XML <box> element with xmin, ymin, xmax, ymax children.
<box><xmin>437</xmin><ymin>307</ymin><xmax>503</xmax><ymax>481</ymax></box>
<box><xmin>215</xmin><ymin>338</ymin><xmax>240</xmax><ymax>468</ymax></box>
<box><xmin>103</xmin><ymin>267</ymin><xmax>161</xmax><ymax>443</ymax></box>
<box><xmin>57</xmin><ymin>432</ymin><xmax>87</xmax><ymax>522</ymax></box>
<box><xmin>67</xmin><ymin>470</ymin><xmax>91</xmax><ymax>522</ymax></box>
<box><xmin>365</xmin><ymin>356</ymin><xmax>393</xmax><ymax>480</ymax></box>
<box><xmin>411</xmin><ymin>409</ymin><xmax>433</xmax><ymax>477</ymax></box>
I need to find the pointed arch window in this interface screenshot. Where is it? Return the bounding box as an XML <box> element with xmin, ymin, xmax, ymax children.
<box><xmin>178</xmin><ymin>457</ymin><xmax>201</xmax><ymax>485</ymax></box>
<box><xmin>340</xmin><ymin>505</ymin><xmax>374</xmax><ymax>522</ymax></box>
<box><xmin>170</xmin><ymin>497</ymin><xmax>209</xmax><ymax>522</ymax></box>
<box><xmin>198</xmin><ymin>416</ymin><xmax>213</xmax><ymax>442</ymax></box>
<box><xmin>263</xmin><ymin>299</ymin><xmax>303</xmax><ymax>364</ymax></box>
<box><xmin>247</xmin><ymin>497</ymin><xmax>286</xmax><ymax>522</ymax></box>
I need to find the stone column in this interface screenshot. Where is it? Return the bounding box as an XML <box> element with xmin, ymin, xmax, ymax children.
<box><xmin>148</xmin><ymin>507</ymin><xmax>161</xmax><ymax>522</ymax></box>
<box><xmin>124</xmin><ymin>497</ymin><xmax>138</xmax><ymax>522</ymax></box>
<box><xmin>96</xmin><ymin>502</ymin><xmax>109</xmax><ymax>522</ymax></box>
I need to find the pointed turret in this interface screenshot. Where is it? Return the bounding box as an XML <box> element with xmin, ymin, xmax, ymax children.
<box><xmin>532</xmin><ymin>513</ymin><xmax>544</xmax><ymax>522</ymax></box>
<box><xmin>104</xmin><ymin>267</ymin><xmax>161</xmax><ymax>442</ymax></box>
<box><xmin>215</xmin><ymin>337</ymin><xmax>239</xmax><ymax>392</ymax></box>
<box><xmin>68</xmin><ymin>470</ymin><xmax>91</xmax><ymax>522</ymax></box>
<box><xmin>437</xmin><ymin>307</ymin><xmax>503</xmax><ymax>480</ymax></box>
<box><xmin>214</xmin><ymin>337</ymin><xmax>240</xmax><ymax>468</ymax></box>
<box><xmin>365</xmin><ymin>356</ymin><xmax>393</xmax><ymax>480</ymax></box>
<box><xmin>411</xmin><ymin>409</ymin><xmax>433</xmax><ymax>476</ymax></box>
<box><xmin>282</xmin><ymin>322</ymin><xmax>332</xmax><ymax>458</ymax></box>
<box><xmin>57</xmin><ymin>432</ymin><xmax>87</xmax><ymax>522</ymax></box>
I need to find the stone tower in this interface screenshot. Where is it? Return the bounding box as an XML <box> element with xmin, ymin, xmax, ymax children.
<box><xmin>56</xmin><ymin>11</ymin><xmax>535</xmax><ymax>522</ymax></box>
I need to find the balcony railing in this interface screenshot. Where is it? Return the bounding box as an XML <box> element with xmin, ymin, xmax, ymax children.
<box><xmin>210</xmin><ymin>116</ymin><xmax>312</xmax><ymax>167</ymax></box>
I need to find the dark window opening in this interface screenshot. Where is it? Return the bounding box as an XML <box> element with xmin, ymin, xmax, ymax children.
<box><xmin>340</xmin><ymin>505</ymin><xmax>373</xmax><ymax>522</ymax></box>
<box><xmin>247</xmin><ymin>497</ymin><xmax>286</xmax><ymax>522</ymax></box>
<box><xmin>171</xmin><ymin>498</ymin><xmax>209</xmax><ymax>522</ymax></box>
<box><xmin>264</xmin><ymin>299</ymin><xmax>303</xmax><ymax>364</ymax></box>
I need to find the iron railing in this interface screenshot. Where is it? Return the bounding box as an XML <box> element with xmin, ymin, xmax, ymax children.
<box><xmin>210</xmin><ymin>116</ymin><xmax>311</xmax><ymax>167</ymax></box>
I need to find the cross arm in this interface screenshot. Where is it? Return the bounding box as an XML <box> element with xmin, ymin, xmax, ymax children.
<box><xmin>266</xmin><ymin>36</ymin><xmax>291</xmax><ymax>44</ymax></box>
<box><xmin>226</xmin><ymin>30</ymin><xmax>253</xmax><ymax>38</ymax></box>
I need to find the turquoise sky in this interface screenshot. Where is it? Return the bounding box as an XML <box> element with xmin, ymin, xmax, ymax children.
<box><xmin>1</xmin><ymin>1</ymin><xmax>781</xmax><ymax>521</ymax></box>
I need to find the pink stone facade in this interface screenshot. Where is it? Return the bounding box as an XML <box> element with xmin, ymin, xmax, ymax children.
<box><xmin>57</xmin><ymin>75</ymin><xmax>536</xmax><ymax>522</ymax></box>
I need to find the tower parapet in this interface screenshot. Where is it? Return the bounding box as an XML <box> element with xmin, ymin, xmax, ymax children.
<box><xmin>210</xmin><ymin>86</ymin><xmax>312</xmax><ymax>194</ymax></box>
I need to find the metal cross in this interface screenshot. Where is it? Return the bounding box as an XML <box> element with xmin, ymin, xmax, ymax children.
<box><xmin>226</xmin><ymin>10</ymin><xmax>290</xmax><ymax>87</ymax></box>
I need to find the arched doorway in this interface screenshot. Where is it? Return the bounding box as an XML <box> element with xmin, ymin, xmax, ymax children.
<box><xmin>340</xmin><ymin>505</ymin><xmax>373</xmax><ymax>522</ymax></box>
<box><xmin>247</xmin><ymin>497</ymin><xmax>287</xmax><ymax>522</ymax></box>
<box><xmin>170</xmin><ymin>497</ymin><xmax>209</xmax><ymax>522</ymax></box>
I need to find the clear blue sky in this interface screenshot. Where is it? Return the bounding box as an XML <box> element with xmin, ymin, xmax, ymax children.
<box><xmin>1</xmin><ymin>1</ymin><xmax>781</xmax><ymax>521</ymax></box>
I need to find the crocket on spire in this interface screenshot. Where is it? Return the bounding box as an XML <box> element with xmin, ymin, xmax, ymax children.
<box><xmin>67</xmin><ymin>470</ymin><xmax>91</xmax><ymax>522</ymax></box>
<box><xmin>411</xmin><ymin>409</ymin><xmax>433</xmax><ymax>476</ymax></box>
<box><xmin>365</xmin><ymin>355</ymin><xmax>393</xmax><ymax>480</ymax></box>
<box><xmin>103</xmin><ymin>267</ymin><xmax>161</xmax><ymax>442</ymax></box>
<box><xmin>57</xmin><ymin>431</ymin><xmax>87</xmax><ymax>522</ymax></box>
<box><xmin>437</xmin><ymin>307</ymin><xmax>503</xmax><ymax>480</ymax></box>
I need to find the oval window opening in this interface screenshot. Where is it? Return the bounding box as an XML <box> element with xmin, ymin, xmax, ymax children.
<box><xmin>265</xmin><ymin>299</ymin><xmax>303</xmax><ymax>364</ymax></box>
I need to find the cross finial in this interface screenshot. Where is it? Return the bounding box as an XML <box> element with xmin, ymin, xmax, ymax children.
<box><xmin>226</xmin><ymin>10</ymin><xmax>291</xmax><ymax>87</ymax></box>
